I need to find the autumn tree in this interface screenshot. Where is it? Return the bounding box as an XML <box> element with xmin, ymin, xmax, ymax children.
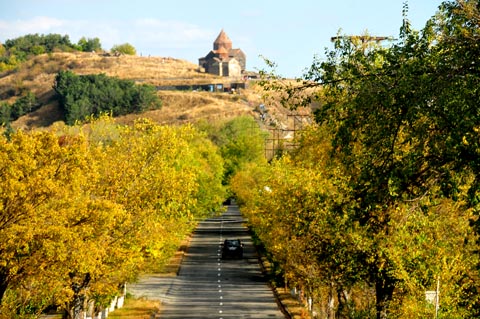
<box><xmin>232</xmin><ymin>126</ymin><xmax>373</xmax><ymax>317</ymax></box>
<box><xmin>248</xmin><ymin>1</ymin><xmax>480</xmax><ymax>317</ymax></box>
<box><xmin>58</xmin><ymin>118</ymin><xmax>226</xmax><ymax>318</ymax></box>
<box><xmin>0</xmin><ymin>130</ymin><xmax>118</xmax><ymax>317</ymax></box>
<box><xmin>0</xmin><ymin>116</ymin><xmax>226</xmax><ymax>318</ymax></box>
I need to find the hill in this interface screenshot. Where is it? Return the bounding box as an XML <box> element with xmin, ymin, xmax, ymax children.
<box><xmin>0</xmin><ymin>51</ymin><xmax>314</xmax><ymax>154</ymax></box>
<box><xmin>0</xmin><ymin>52</ymin><xmax>260</xmax><ymax>129</ymax></box>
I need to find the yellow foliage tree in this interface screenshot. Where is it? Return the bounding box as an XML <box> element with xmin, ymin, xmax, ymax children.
<box><xmin>0</xmin><ymin>117</ymin><xmax>226</xmax><ymax>318</ymax></box>
<box><xmin>0</xmin><ymin>131</ymin><xmax>122</xmax><ymax>317</ymax></box>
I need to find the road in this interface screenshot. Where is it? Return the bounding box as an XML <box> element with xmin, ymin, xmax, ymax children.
<box><xmin>129</xmin><ymin>204</ymin><xmax>285</xmax><ymax>319</ymax></box>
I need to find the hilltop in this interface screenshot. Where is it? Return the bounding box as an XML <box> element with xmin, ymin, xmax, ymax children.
<box><xmin>0</xmin><ymin>51</ymin><xmax>293</xmax><ymax>130</ymax></box>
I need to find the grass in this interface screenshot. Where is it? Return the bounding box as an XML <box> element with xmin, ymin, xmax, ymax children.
<box><xmin>3</xmin><ymin>51</ymin><xmax>312</xmax><ymax>133</ymax></box>
<box><xmin>108</xmin><ymin>297</ymin><xmax>160</xmax><ymax>319</ymax></box>
<box><xmin>114</xmin><ymin>90</ymin><xmax>253</xmax><ymax>126</ymax></box>
<box><xmin>106</xmin><ymin>237</ymin><xmax>190</xmax><ymax>318</ymax></box>
<box><xmin>5</xmin><ymin>51</ymin><xmax>268</xmax><ymax>130</ymax></box>
<box><xmin>277</xmin><ymin>289</ymin><xmax>312</xmax><ymax>319</ymax></box>
<box><xmin>258</xmin><ymin>255</ymin><xmax>313</xmax><ymax>319</ymax></box>
<box><xmin>3</xmin><ymin>51</ymin><xmax>221</xmax><ymax>93</ymax></box>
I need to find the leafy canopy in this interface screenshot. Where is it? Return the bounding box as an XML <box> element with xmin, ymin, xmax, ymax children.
<box><xmin>54</xmin><ymin>70</ymin><xmax>162</xmax><ymax>124</ymax></box>
<box><xmin>241</xmin><ymin>0</ymin><xmax>480</xmax><ymax>318</ymax></box>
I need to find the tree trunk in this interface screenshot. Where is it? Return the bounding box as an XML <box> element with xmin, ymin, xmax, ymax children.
<box><xmin>327</xmin><ymin>281</ymin><xmax>335</xmax><ymax>319</ymax></box>
<box><xmin>67</xmin><ymin>294</ymin><xmax>85</xmax><ymax>319</ymax></box>
<box><xmin>65</xmin><ymin>273</ymin><xmax>91</xmax><ymax>319</ymax></box>
<box><xmin>0</xmin><ymin>273</ymin><xmax>8</xmax><ymax>305</ymax></box>
<box><xmin>375</xmin><ymin>275</ymin><xmax>395</xmax><ymax>319</ymax></box>
<box><xmin>337</xmin><ymin>289</ymin><xmax>351</xmax><ymax>318</ymax></box>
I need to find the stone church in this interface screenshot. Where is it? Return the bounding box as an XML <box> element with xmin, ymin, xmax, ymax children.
<box><xmin>199</xmin><ymin>29</ymin><xmax>246</xmax><ymax>77</ymax></box>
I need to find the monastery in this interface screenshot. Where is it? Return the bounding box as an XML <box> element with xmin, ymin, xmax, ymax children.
<box><xmin>199</xmin><ymin>29</ymin><xmax>246</xmax><ymax>77</ymax></box>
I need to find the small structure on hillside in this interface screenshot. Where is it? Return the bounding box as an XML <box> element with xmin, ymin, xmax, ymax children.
<box><xmin>199</xmin><ymin>29</ymin><xmax>246</xmax><ymax>77</ymax></box>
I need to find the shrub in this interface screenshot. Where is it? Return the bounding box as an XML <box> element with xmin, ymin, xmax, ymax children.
<box><xmin>111</xmin><ymin>43</ymin><xmax>136</xmax><ymax>56</ymax></box>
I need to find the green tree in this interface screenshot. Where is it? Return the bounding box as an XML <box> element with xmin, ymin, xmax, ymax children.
<box><xmin>4</xmin><ymin>33</ymin><xmax>74</xmax><ymax>54</ymax></box>
<box><xmin>77</xmin><ymin>37</ymin><xmax>102</xmax><ymax>52</ymax></box>
<box><xmin>199</xmin><ymin>116</ymin><xmax>268</xmax><ymax>186</ymax></box>
<box><xmin>0</xmin><ymin>102</ymin><xmax>11</xmax><ymax>126</ymax></box>
<box><xmin>255</xmin><ymin>1</ymin><xmax>480</xmax><ymax>317</ymax></box>
<box><xmin>11</xmin><ymin>91</ymin><xmax>37</xmax><ymax>119</ymax></box>
<box><xmin>54</xmin><ymin>70</ymin><xmax>162</xmax><ymax>124</ymax></box>
<box><xmin>111</xmin><ymin>43</ymin><xmax>136</xmax><ymax>55</ymax></box>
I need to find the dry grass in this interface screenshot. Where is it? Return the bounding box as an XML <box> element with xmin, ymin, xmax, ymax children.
<box><xmin>14</xmin><ymin>100</ymin><xmax>64</xmax><ymax>129</ymax></box>
<box><xmin>1</xmin><ymin>51</ymin><xmax>221</xmax><ymax>101</ymax></box>
<box><xmin>5</xmin><ymin>52</ymin><xmax>268</xmax><ymax>130</ymax></box>
<box><xmin>258</xmin><ymin>256</ymin><xmax>312</xmax><ymax>319</ymax></box>
<box><xmin>115</xmin><ymin>90</ymin><xmax>256</xmax><ymax>126</ymax></box>
<box><xmin>5</xmin><ymin>51</ymin><xmax>308</xmax><ymax>138</ymax></box>
<box><xmin>277</xmin><ymin>289</ymin><xmax>313</xmax><ymax>319</ymax></box>
<box><xmin>0</xmin><ymin>52</ymin><xmax>200</xmax><ymax>95</ymax></box>
<box><xmin>108</xmin><ymin>297</ymin><xmax>161</xmax><ymax>319</ymax></box>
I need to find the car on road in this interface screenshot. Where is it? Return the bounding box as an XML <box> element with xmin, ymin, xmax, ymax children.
<box><xmin>222</xmin><ymin>239</ymin><xmax>243</xmax><ymax>259</ymax></box>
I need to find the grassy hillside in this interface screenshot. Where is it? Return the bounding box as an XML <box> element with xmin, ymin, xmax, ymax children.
<box><xmin>0</xmin><ymin>52</ymin><xmax>273</xmax><ymax>130</ymax></box>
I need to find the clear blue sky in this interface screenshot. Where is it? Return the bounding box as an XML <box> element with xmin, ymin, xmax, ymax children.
<box><xmin>1</xmin><ymin>0</ymin><xmax>444</xmax><ymax>78</ymax></box>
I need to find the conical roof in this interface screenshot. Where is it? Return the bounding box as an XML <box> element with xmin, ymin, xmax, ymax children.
<box><xmin>214</xmin><ymin>29</ymin><xmax>232</xmax><ymax>50</ymax></box>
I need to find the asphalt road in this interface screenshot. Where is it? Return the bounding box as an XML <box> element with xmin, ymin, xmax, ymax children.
<box><xmin>129</xmin><ymin>204</ymin><xmax>285</xmax><ymax>319</ymax></box>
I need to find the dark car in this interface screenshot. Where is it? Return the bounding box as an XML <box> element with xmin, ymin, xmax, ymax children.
<box><xmin>222</xmin><ymin>239</ymin><xmax>243</xmax><ymax>259</ymax></box>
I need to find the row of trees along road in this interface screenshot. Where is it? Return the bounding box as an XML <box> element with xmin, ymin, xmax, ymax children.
<box><xmin>0</xmin><ymin>116</ymin><xmax>230</xmax><ymax>318</ymax></box>
<box><xmin>0</xmin><ymin>114</ymin><xmax>266</xmax><ymax>318</ymax></box>
<box><xmin>232</xmin><ymin>1</ymin><xmax>480</xmax><ymax>318</ymax></box>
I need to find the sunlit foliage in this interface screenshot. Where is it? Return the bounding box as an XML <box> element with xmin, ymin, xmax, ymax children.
<box><xmin>234</xmin><ymin>1</ymin><xmax>480</xmax><ymax>318</ymax></box>
<box><xmin>0</xmin><ymin>117</ymin><xmax>226</xmax><ymax>318</ymax></box>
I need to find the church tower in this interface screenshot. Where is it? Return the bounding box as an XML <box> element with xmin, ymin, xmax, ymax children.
<box><xmin>199</xmin><ymin>29</ymin><xmax>246</xmax><ymax>77</ymax></box>
<box><xmin>213</xmin><ymin>29</ymin><xmax>233</xmax><ymax>51</ymax></box>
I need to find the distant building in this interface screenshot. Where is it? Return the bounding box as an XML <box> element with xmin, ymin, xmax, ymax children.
<box><xmin>199</xmin><ymin>29</ymin><xmax>246</xmax><ymax>77</ymax></box>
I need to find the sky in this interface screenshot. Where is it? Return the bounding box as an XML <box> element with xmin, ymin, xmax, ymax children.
<box><xmin>1</xmin><ymin>0</ymin><xmax>444</xmax><ymax>78</ymax></box>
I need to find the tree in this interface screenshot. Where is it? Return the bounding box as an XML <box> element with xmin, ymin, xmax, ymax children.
<box><xmin>4</xmin><ymin>33</ymin><xmax>74</xmax><ymax>54</ymax></box>
<box><xmin>110</xmin><ymin>43</ymin><xmax>136</xmax><ymax>56</ymax></box>
<box><xmin>0</xmin><ymin>102</ymin><xmax>11</xmax><ymax>126</ymax></box>
<box><xmin>77</xmin><ymin>37</ymin><xmax>102</xmax><ymax>52</ymax></box>
<box><xmin>199</xmin><ymin>116</ymin><xmax>268</xmax><ymax>186</ymax></box>
<box><xmin>53</xmin><ymin>70</ymin><xmax>162</xmax><ymax>124</ymax></box>
<box><xmin>232</xmin><ymin>126</ymin><xmax>374</xmax><ymax>317</ymax></box>
<box><xmin>253</xmin><ymin>1</ymin><xmax>480</xmax><ymax>317</ymax></box>
<box><xmin>0</xmin><ymin>131</ymin><xmax>114</xmax><ymax>316</ymax></box>
<box><xmin>0</xmin><ymin>115</ymin><xmax>227</xmax><ymax>318</ymax></box>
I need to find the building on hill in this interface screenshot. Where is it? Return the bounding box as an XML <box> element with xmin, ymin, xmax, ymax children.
<box><xmin>198</xmin><ymin>29</ymin><xmax>246</xmax><ymax>77</ymax></box>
